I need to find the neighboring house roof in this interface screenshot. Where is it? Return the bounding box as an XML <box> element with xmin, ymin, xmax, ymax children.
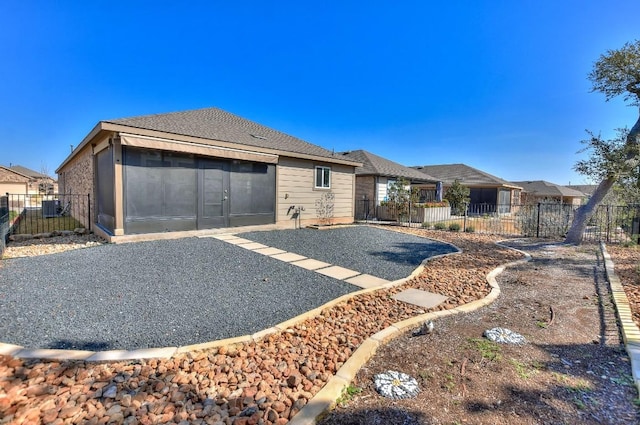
<box><xmin>8</xmin><ymin>165</ymin><xmax>51</xmax><ymax>180</ymax></box>
<box><xmin>58</xmin><ymin>107</ymin><xmax>361</xmax><ymax>172</ymax></box>
<box><xmin>337</xmin><ymin>150</ymin><xmax>438</xmax><ymax>182</ymax></box>
<box><xmin>513</xmin><ymin>180</ymin><xmax>586</xmax><ymax>198</ymax></box>
<box><xmin>411</xmin><ymin>163</ymin><xmax>522</xmax><ymax>189</ymax></box>
<box><xmin>0</xmin><ymin>165</ymin><xmax>31</xmax><ymax>182</ymax></box>
<box><xmin>566</xmin><ymin>184</ymin><xmax>597</xmax><ymax>196</ymax></box>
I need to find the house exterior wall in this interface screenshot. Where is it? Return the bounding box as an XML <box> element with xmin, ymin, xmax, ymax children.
<box><xmin>520</xmin><ymin>193</ymin><xmax>582</xmax><ymax>206</ymax></box>
<box><xmin>276</xmin><ymin>157</ymin><xmax>355</xmax><ymax>226</ymax></box>
<box><xmin>0</xmin><ymin>182</ymin><xmax>28</xmax><ymax>195</ymax></box>
<box><xmin>0</xmin><ymin>168</ymin><xmax>30</xmax><ymax>195</ymax></box>
<box><xmin>57</xmin><ymin>143</ymin><xmax>96</xmax><ymax>229</ymax></box>
<box><xmin>355</xmin><ymin>175</ymin><xmax>375</xmax><ymax>203</ymax></box>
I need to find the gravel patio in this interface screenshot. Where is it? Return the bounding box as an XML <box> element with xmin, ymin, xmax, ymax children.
<box><xmin>0</xmin><ymin>226</ymin><xmax>455</xmax><ymax>351</ymax></box>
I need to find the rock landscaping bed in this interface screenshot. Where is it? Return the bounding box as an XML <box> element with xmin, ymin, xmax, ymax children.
<box><xmin>1</xmin><ymin>228</ymin><xmax>639</xmax><ymax>424</ymax></box>
<box><xmin>2</xmin><ymin>233</ymin><xmax>104</xmax><ymax>259</ymax></box>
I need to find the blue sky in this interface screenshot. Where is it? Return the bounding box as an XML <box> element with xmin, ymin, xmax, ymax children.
<box><xmin>1</xmin><ymin>1</ymin><xmax>639</xmax><ymax>185</ymax></box>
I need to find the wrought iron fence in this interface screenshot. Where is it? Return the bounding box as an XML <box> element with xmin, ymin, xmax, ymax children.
<box><xmin>0</xmin><ymin>195</ymin><xmax>8</xmax><ymax>256</ymax></box>
<box><xmin>356</xmin><ymin>200</ymin><xmax>640</xmax><ymax>244</ymax></box>
<box><xmin>2</xmin><ymin>193</ymin><xmax>91</xmax><ymax>241</ymax></box>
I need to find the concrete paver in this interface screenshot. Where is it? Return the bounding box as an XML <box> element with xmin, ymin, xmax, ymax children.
<box><xmin>252</xmin><ymin>247</ymin><xmax>287</xmax><ymax>256</ymax></box>
<box><xmin>346</xmin><ymin>274</ymin><xmax>389</xmax><ymax>289</ymax></box>
<box><xmin>316</xmin><ymin>265</ymin><xmax>361</xmax><ymax>280</ymax></box>
<box><xmin>291</xmin><ymin>258</ymin><xmax>332</xmax><ymax>270</ymax></box>
<box><xmin>270</xmin><ymin>252</ymin><xmax>307</xmax><ymax>262</ymax></box>
<box><xmin>393</xmin><ymin>288</ymin><xmax>448</xmax><ymax>309</ymax></box>
<box><xmin>237</xmin><ymin>242</ymin><xmax>269</xmax><ymax>250</ymax></box>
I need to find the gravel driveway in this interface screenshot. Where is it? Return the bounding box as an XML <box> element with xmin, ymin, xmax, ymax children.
<box><xmin>0</xmin><ymin>226</ymin><xmax>455</xmax><ymax>351</ymax></box>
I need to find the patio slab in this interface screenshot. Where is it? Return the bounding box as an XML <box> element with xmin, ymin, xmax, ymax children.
<box><xmin>393</xmin><ymin>288</ymin><xmax>448</xmax><ymax>309</ymax></box>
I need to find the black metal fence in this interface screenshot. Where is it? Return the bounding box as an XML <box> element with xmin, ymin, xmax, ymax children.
<box><xmin>1</xmin><ymin>193</ymin><xmax>91</xmax><ymax>245</ymax></box>
<box><xmin>356</xmin><ymin>199</ymin><xmax>640</xmax><ymax>244</ymax></box>
<box><xmin>0</xmin><ymin>195</ymin><xmax>8</xmax><ymax>255</ymax></box>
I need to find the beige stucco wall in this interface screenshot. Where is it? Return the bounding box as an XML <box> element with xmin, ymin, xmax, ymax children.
<box><xmin>276</xmin><ymin>157</ymin><xmax>355</xmax><ymax>227</ymax></box>
<box><xmin>0</xmin><ymin>182</ymin><xmax>28</xmax><ymax>195</ymax></box>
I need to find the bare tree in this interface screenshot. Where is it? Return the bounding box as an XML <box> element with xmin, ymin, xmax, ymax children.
<box><xmin>565</xmin><ymin>40</ymin><xmax>640</xmax><ymax>244</ymax></box>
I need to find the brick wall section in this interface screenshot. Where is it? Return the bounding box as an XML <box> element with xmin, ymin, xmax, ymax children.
<box><xmin>57</xmin><ymin>145</ymin><xmax>94</xmax><ymax>229</ymax></box>
<box><xmin>0</xmin><ymin>168</ymin><xmax>30</xmax><ymax>184</ymax></box>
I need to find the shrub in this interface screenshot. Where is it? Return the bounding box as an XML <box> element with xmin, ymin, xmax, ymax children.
<box><xmin>414</xmin><ymin>201</ymin><xmax>449</xmax><ymax>208</ymax></box>
<box><xmin>434</xmin><ymin>222</ymin><xmax>447</xmax><ymax>230</ymax></box>
<box><xmin>421</xmin><ymin>222</ymin><xmax>432</xmax><ymax>229</ymax></box>
<box><xmin>449</xmin><ymin>223</ymin><xmax>461</xmax><ymax>232</ymax></box>
<box><xmin>465</xmin><ymin>226</ymin><xmax>475</xmax><ymax>233</ymax></box>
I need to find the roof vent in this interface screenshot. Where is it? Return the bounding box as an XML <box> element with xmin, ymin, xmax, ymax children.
<box><xmin>250</xmin><ymin>134</ymin><xmax>267</xmax><ymax>140</ymax></box>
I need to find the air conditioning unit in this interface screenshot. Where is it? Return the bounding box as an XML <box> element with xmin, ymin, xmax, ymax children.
<box><xmin>42</xmin><ymin>200</ymin><xmax>60</xmax><ymax>218</ymax></box>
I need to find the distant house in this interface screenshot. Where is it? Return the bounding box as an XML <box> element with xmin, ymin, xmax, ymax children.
<box><xmin>566</xmin><ymin>184</ymin><xmax>597</xmax><ymax>201</ymax></box>
<box><xmin>338</xmin><ymin>149</ymin><xmax>439</xmax><ymax>202</ymax></box>
<box><xmin>0</xmin><ymin>165</ymin><xmax>56</xmax><ymax>195</ymax></box>
<box><xmin>411</xmin><ymin>163</ymin><xmax>522</xmax><ymax>214</ymax></box>
<box><xmin>513</xmin><ymin>180</ymin><xmax>586</xmax><ymax>206</ymax></box>
<box><xmin>56</xmin><ymin>107</ymin><xmax>361</xmax><ymax>240</ymax></box>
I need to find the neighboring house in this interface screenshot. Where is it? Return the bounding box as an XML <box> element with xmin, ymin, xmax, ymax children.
<box><xmin>513</xmin><ymin>180</ymin><xmax>586</xmax><ymax>206</ymax></box>
<box><xmin>56</xmin><ymin>107</ymin><xmax>361</xmax><ymax>240</ymax></box>
<box><xmin>337</xmin><ymin>149</ymin><xmax>439</xmax><ymax>206</ymax></box>
<box><xmin>411</xmin><ymin>163</ymin><xmax>522</xmax><ymax>213</ymax></box>
<box><xmin>566</xmin><ymin>184</ymin><xmax>597</xmax><ymax>201</ymax></box>
<box><xmin>0</xmin><ymin>165</ymin><xmax>56</xmax><ymax>195</ymax></box>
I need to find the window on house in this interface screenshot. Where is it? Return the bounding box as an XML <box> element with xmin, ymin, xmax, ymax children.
<box><xmin>315</xmin><ymin>166</ymin><xmax>331</xmax><ymax>189</ymax></box>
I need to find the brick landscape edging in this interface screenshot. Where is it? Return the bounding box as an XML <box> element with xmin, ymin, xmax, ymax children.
<box><xmin>600</xmin><ymin>242</ymin><xmax>640</xmax><ymax>395</ymax></box>
<box><xmin>287</xmin><ymin>241</ymin><xmax>532</xmax><ymax>425</ymax></box>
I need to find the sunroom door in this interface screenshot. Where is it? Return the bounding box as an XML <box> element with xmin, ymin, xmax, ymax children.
<box><xmin>198</xmin><ymin>160</ymin><xmax>229</xmax><ymax>228</ymax></box>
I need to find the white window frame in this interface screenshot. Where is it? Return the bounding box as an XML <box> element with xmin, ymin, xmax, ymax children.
<box><xmin>314</xmin><ymin>166</ymin><xmax>331</xmax><ymax>189</ymax></box>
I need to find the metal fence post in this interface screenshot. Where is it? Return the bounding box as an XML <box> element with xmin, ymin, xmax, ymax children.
<box><xmin>536</xmin><ymin>203</ymin><xmax>541</xmax><ymax>238</ymax></box>
<box><xmin>87</xmin><ymin>193</ymin><xmax>91</xmax><ymax>232</ymax></box>
<box><xmin>463</xmin><ymin>202</ymin><xmax>467</xmax><ymax>231</ymax></box>
<box><xmin>607</xmin><ymin>205</ymin><xmax>611</xmax><ymax>242</ymax></box>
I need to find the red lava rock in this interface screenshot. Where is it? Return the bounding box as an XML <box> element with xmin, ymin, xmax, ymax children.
<box><xmin>271</xmin><ymin>400</ymin><xmax>287</xmax><ymax>413</ymax></box>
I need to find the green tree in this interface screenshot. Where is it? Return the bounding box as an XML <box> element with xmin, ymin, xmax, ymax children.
<box><xmin>444</xmin><ymin>180</ymin><xmax>470</xmax><ymax>215</ymax></box>
<box><xmin>386</xmin><ymin>178</ymin><xmax>418</xmax><ymax>220</ymax></box>
<box><xmin>566</xmin><ymin>40</ymin><xmax>640</xmax><ymax>244</ymax></box>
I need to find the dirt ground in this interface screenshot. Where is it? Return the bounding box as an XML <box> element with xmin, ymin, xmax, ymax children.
<box><xmin>319</xmin><ymin>239</ymin><xmax>640</xmax><ymax>425</ymax></box>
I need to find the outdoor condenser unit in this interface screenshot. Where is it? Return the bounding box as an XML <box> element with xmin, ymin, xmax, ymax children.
<box><xmin>42</xmin><ymin>200</ymin><xmax>60</xmax><ymax>218</ymax></box>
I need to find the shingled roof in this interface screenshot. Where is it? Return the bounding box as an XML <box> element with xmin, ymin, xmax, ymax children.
<box><xmin>411</xmin><ymin>163</ymin><xmax>521</xmax><ymax>188</ymax></box>
<box><xmin>8</xmin><ymin>165</ymin><xmax>50</xmax><ymax>179</ymax></box>
<box><xmin>104</xmin><ymin>107</ymin><xmax>346</xmax><ymax>162</ymax></box>
<box><xmin>338</xmin><ymin>150</ymin><xmax>438</xmax><ymax>182</ymax></box>
<box><xmin>566</xmin><ymin>184</ymin><xmax>597</xmax><ymax>196</ymax></box>
<box><xmin>512</xmin><ymin>180</ymin><xmax>586</xmax><ymax>198</ymax></box>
